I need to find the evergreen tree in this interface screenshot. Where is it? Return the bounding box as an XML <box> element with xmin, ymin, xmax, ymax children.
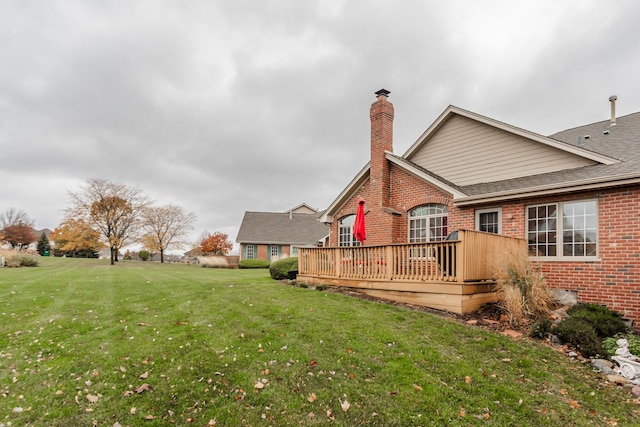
<box><xmin>37</xmin><ymin>232</ymin><xmax>50</xmax><ymax>256</ymax></box>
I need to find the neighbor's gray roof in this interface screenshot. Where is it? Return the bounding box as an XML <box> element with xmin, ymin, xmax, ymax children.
<box><xmin>236</xmin><ymin>211</ymin><xmax>329</xmax><ymax>245</ymax></box>
<box><xmin>458</xmin><ymin>112</ymin><xmax>640</xmax><ymax>198</ymax></box>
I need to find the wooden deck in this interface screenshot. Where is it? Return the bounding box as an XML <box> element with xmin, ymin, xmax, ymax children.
<box><xmin>297</xmin><ymin>230</ymin><xmax>526</xmax><ymax>314</ymax></box>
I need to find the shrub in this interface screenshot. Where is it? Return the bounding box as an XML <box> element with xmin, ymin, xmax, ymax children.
<box><xmin>491</xmin><ymin>248</ymin><xmax>552</xmax><ymax>325</ymax></box>
<box><xmin>554</xmin><ymin>317</ymin><xmax>606</xmax><ymax>358</ymax></box>
<box><xmin>138</xmin><ymin>250</ymin><xmax>150</xmax><ymax>261</ymax></box>
<box><xmin>603</xmin><ymin>333</ymin><xmax>640</xmax><ymax>358</ymax></box>
<box><xmin>269</xmin><ymin>257</ymin><xmax>298</xmax><ymax>280</ymax></box>
<box><xmin>239</xmin><ymin>259</ymin><xmax>271</xmax><ymax>269</ymax></box>
<box><xmin>567</xmin><ymin>303</ymin><xmax>628</xmax><ymax>338</ymax></box>
<box><xmin>5</xmin><ymin>254</ymin><xmax>39</xmax><ymax>268</ymax></box>
<box><xmin>530</xmin><ymin>317</ymin><xmax>553</xmax><ymax>339</ymax></box>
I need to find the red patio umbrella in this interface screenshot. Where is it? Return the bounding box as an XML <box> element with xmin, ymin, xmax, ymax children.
<box><xmin>353</xmin><ymin>198</ymin><xmax>366</xmax><ymax>243</ymax></box>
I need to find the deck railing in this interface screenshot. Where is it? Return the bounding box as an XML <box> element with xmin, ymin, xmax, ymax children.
<box><xmin>299</xmin><ymin>230</ymin><xmax>526</xmax><ymax>283</ymax></box>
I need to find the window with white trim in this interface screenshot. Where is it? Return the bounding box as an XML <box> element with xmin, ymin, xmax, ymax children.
<box><xmin>338</xmin><ymin>215</ymin><xmax>360</xmax><ymax>247</ymax></box>
<box><xmin>527</xmin><ymin>200</ymin><xmax>597</xmax><ymax>259</ymax></box>
<box><xmin>245</xmin><ymin>244</ymin><xmax>256</xmax><ymax>259</ymax></box>
<box><xmin>476</xmin><ymin>208</ymin><xmax>502</xmax><ymax>234</ymax></box>
<box><xmin>408</xmin><ymin>204</ymin><xmax>448</xmax><ymax>242</ymax></box>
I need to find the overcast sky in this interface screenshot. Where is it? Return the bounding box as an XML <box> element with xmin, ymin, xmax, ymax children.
<box><xmin>2</xmin><ymin>0</ymin><xmax>640</xmax><ymax>253</ymax></box>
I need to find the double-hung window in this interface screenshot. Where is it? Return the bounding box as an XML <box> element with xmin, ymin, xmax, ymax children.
<box><xmin>527</xmin><ymin>200</ymin><xmax>597</xmax><ymax>259</ymax></box>
<box><xmin>245</xmin><ymin>244</ymin><xmax>256</xmax><ymax>259</ymax></box>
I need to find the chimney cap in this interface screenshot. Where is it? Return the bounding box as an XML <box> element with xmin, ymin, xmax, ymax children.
<box><xmin>375</xmin><ymin>88</ymin><xmax>390</xmax><ymax>98</ymax></box>
<box><xmin>609</xmin><ymin>95</ymin><xmax>618</xmax><ymax>102</ymax></box>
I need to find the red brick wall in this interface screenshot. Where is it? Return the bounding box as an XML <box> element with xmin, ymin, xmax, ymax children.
<box><xmin>329</xmin><ymin>170</ymin><xmax>640</xmax><ymax>323</ymax></box>
<box><xmin>327</xmin><ymin>91</ymin><xmax>640</xmax><ymax>323</ymax></box>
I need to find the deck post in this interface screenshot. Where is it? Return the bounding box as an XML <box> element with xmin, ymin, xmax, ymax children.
<box><xmin>385</xmin><ymin>246</ymin><xmax>394</xmax><ymax>279</ymax></box>
<box><xmin>334</xmin><ymin>248</ymin><xmax>341</xmax><ymax>277</ymax></box>
<box><xmin>456</xmin><ymin>231</ymin><xmax>465</xmax><ymax>283</ymax></box>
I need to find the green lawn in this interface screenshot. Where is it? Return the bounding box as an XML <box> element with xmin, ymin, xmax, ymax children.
<box><xmin>0</xmin><ymin>258</ymin><xmax>637</xmax><ymax>426</ymax></box>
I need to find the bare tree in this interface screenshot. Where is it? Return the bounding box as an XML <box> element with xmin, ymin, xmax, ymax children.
<box><xmin>141</xmin><ymin>205</ymin><xmax>196</xmax><ymax>263</ymax></box>
<box><xmin>68</xmin><ymin>178</ymin><xmax>149</xmax><ymax>265</ymax></box>
<box><xmin>0</xmin><ymin>208</ymin><xmax>34</xmax><ymax>229</ymax></box>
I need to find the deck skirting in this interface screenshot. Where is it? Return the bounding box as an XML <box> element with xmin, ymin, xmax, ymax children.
<box><xmin>296</xmin><ymin>274</ymin><xmax>498</xmax><ymax>314</ymax></box>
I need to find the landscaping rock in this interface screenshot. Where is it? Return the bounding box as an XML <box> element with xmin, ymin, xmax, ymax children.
<box><xmin>632</xmin><ymin>386</ymin><xmax>640</xmax><ymax>398</ymax></box>
<box><xmin>607</xmin><ymin>374</ymin><xmax>629</xmax><ymax>385</ymax></box>
<box><xmin>591</xmin><ymin>359</ymin><xmax>616</xmax><ymax>375</ymax></box>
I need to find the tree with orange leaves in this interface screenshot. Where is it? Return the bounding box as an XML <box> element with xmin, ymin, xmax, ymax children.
<box><xmin>199</xmin><ymin>231</ymin><xmax>233</xmax><ymax>256</ymax></box>
<box><xmin>51</xmin><ymin>218</ymin><xmax>102</xmax><ymax>258</ymax></box>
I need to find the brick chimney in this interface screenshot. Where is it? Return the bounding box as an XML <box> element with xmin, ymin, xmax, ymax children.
<box><xmin>369</xmin><ymin>89</ymin><xmax>394</xmax><ymax>209</ymax></box>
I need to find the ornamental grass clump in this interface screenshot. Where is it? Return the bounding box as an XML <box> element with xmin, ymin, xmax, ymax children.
<box><xmin>1</xmin><ymin>250</ymin><xmax>39</xmax><ymax>267</ymax></box>
<box><xmin>491</xmin><ymin>248</ymin><xmax>552</xmax><ymax>325</ymax></box>
<box><xmin>198</xmin><ymin>255</ymin><xmax>230</xmax><ymax>268</ymax></box>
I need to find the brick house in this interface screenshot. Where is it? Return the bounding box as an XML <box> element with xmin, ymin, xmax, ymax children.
<box><xmin>236</xmin><ymin>203</ymin><xmax>329</xmax><ymax>261</ymax></box>
<box><xmin>310</xmin><ymin>89</ymin><xmax>640</xmax><ymax>323</ymax></box>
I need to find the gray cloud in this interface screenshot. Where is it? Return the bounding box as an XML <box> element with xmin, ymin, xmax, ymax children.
<box><xmin>1</xmin><ymin>0</ymin><xmax>639</xmax><ymax>251</ymax></box>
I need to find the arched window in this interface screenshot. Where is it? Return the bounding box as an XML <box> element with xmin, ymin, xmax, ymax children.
<box><xmin>338</xmin><ymin>215</ymin><xmax>361</xmax><ymax>247</ymax></box>
<box><xmin>408</xmin><ymin>204</ymin><xmax>448</xmax><ymax>242</ymax></box>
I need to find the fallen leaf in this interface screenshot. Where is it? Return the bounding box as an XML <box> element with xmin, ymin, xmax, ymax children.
<box><xmin>134</xmin><ymin>383</ymin><xmax>152</xmax><ymax>394</ymax></box>
<box><xmin>560</xmin><ymin>388</ymin><xmax>568</xmax><ymax>396</ymax></box>
<box><xmin>413</xmin><ymin>384</ymin><xmax>423</xmax><ymax>391</ymax></box>
<box><xmin>341</xmin><ymin>399</ymin><xmax>350</xmax><ymax>412</ymax></box>
<box><xmin>310</xmin><ymin>360</ymin><xmax>318</xmax><ymax>367</ymax></box>
<box><xmin>457</xmin><ymin>407</ymin><xmax>466</xmax><ymax>417</ymax></box>
<box><xmin>86</xmin><ymin>394</ymin><xmax>99</xmax><ymax>403</ymax></box>
<box><xmin>55</xmin><ymin>390</ymin><xmax>64</xmax><ymax>396</ymax></box>
<box><xmin>569</xmin><ymin>399</ymin><xmax>581</xmax><ymax>409</ymax></box>
<box><xmin>122</xmin><ymin>390</ymin><xmax>134</xmax><ymax>397</ymax></box>
<box><xmin>307</xmin><ymin>393</ymin><xmax>317</xmax><ymax>402</ymax></box>
<box><xmin>326</xmin><ymin>410</ymin><xmax>334</xmax><ymax>420</ymax></box>
<box><xmin>145</xmin><ymin>415</ymin><xmax>155</xmax><ymax>420</ymax></box>
<box><xmin>254</xmin><ymin>382</ymin><xmax>265</xmax><ymax>390</ymax></box>
<box><xmin>465</xmin><ymin>376</ymin><xmax>472</xmax><ymax>384</ymax></box>
<box><xmin>139</xmin><ymin>372</ymin><xmax>149</xmax><ymax>379</ymax></box>
<box><xmin>130</xmin><ymin>407</ymin><xmax>137</xmax><ymax>414</ymax></box>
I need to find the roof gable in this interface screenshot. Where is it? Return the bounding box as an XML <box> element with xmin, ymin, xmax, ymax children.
<box><xmin>285</xmin><ymin>203</ymin><xmax>318</xmax><ymax>214</ymax></box>
<box><xmin>404</xmin><ymin>106</ymin><xmax>617</xmax><ymax>187</ymax></box>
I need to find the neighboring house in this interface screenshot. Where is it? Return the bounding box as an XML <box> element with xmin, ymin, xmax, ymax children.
<box><xmin>236</xmin><ymin>203</ymin><xmax>329</xmax><ymax>261</ymax></box>
<box><xmin>311</xmin><ymin>89</ymin><xmax>640</xmax><ymax>324</ymax></box>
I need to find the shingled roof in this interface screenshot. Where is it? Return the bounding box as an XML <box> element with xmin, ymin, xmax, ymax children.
<box><xmin>455</xmin><ymin>111</ymin><xmax>640</xmax><ymax>203</ymax></box>
<box><xmin>236</xmin><ymin>210</ymin><xmax>328</xmax><ymax>246</ymax></box>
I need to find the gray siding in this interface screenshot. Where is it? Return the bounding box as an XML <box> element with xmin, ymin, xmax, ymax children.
<box><xmin>408</xmin><ymin>115</ymin><xmax>595</xmax><ymax>186</ymax></box>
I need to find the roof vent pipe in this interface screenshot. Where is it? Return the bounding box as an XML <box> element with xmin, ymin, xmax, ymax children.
<box><xmin>609</xmin><ymin>95</ymin><xmax>617</xmax><ymax>126</ymax></box>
